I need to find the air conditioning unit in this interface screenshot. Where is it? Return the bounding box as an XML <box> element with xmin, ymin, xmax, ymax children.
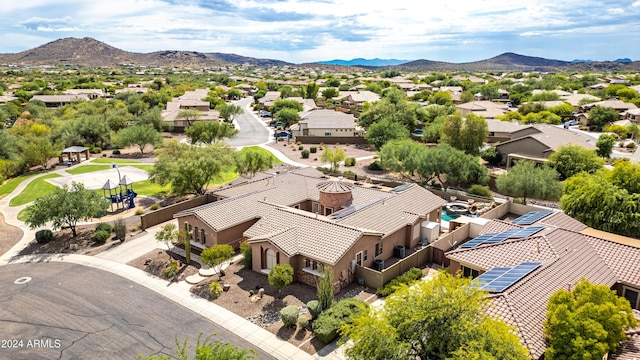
<box><xmin>373</xmin><ymin>259</ymin><xmax>384</xmax><ymax>271</ymax></box>
<box><xmin>394</xmin><ymin>245</ymin><xmax>405</xmax><ymax>259</ymax></box>
<box><xmin>350</xmin><ymin>260</ymin><xmax>356</xmax><ymax>272</ymax></box>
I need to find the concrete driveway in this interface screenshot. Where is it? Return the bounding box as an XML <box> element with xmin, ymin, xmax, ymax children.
<box><xmin>0</xmin><ymin>262</ymin><xmax>275</xmax><ymax>359</ymax></box>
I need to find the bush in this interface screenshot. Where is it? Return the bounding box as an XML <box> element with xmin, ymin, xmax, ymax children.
<box><xmin>112</xmin><ymin>149</ymin><xmax>121</xmax><ymax>155</ymax></box>
<box><xmin>113</xmin><ymin>218</ymin><xmax>127</xmax><ymax>241</ymax></box>
<box><xmin>367</xmin><ymin>160</ymin><xmax>383</xmax><ymax>171</ymax></box>
<box><xmin>626</xmin><ymin>142</ymin><xmax>636</xmax><ymax>149</ymax></box>
<box><xmin>310</xmin><ymin>146</ymin><xmax>317</xmax><ymax>153</ymax></box>
<box><xmin>297</xmin><ymin>315</ymin><xmax>309</xmax><ymax>329</ymax></box>
<box><xmin>312</xmin><ymin>298</ymin><xmax>369</xmax><ymax>344</ymax></box>
<box><xmin>344</xmin><ymin>157</ymin><xmax>356</xmax><ymax>167</ymax></box>
<box><xmin>93</xmin><ymin>230</ymin><xmax>110</xmax><ymax>244</ymax></box>
<box><xmin>90</xmin><ymin>147</ymin><xmax>102</xmax><ymax>154</ymax></box>
<box><xmin>35</xmin><ymin>229</ymin><xmax>53</xmax><ymax>244</ymax></box>
<box><xmin>301</xmin><ymin>150</ymin><xmax>310</xmax><ymax>159</ymax></box>
<box><xmin>135</xmin><ymin>208</ymin><xmax>145</xmax><ymax>215</ymax></box>
<box><xmin>163</xmin><ymin>260</ymin><xmax>180</xmax><ymax>279</ymax></box>
<box><xmin>307</xmin><ymin>300</ymin><xmax>322</xmax><ymax>319</ymax></box>
<box><xmin>467</xmin><ymin>185</ymin><xmax>493</xmax><ymax>199</ymax></box>
<box><xmin>298</xmin><ymin>145</ymin><xmax>304</xmax><ymax>150</ymax></box>
<box><xmin>376</xmin><ymin>268</ymin><xmax>423</xmax><ymax>297</ymax></box>
<box><xmin>240</xmin><ymin>241</ymin><xmax>252</xmax><ymax>268</ymax></box>
<box><xmin>96</xmin><ymin>222</ymin><xmax>112</xmax><ymax>233</ymax></box>
<box><xmin>150</xmin><ymin>203</ymin><xmax>160</xmax><ymax>210</ymax></box>
<box><xmin>280</xmin><ymin>305</ymin><xmax>300</xmax><ymax>328</ymax></box>
<box><xmin>209</xmin><ymin>281</ymin><xmax>223</xmax><ymax>299</ymax></box>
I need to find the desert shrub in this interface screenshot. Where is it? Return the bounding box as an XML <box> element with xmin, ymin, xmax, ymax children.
<box><xmin>307</xmin><ymin>300</ymin><xmax>322</xmax><ymax>319</ymax></box>
<box><xmin>626</xmin><ymin>142</ymin><xmax>636</xmax><ymax>149</ymax></box>
<box><xmin>96</xmin><ymin>222</ymin><xmax>112</xmax><ymax>233</ymax></box>
<box><xmin>296</xmin><ymin>141</ymin><xmax>302</xmax><ymax>145</ymax></box>
<box><xmin>90</xmin><ymin>147</ymin><xmax>102</xmax><ymax>154</ymax></box>
<box><xmin>343</xmin><ymin>170</ymin><xmax>355</xmax><ymax>176</ymax></box>
<box><xmin>310</xmin><ymin>146</ymin><xmax>317</xmax><ymax>153</ymax></box>
<box><xmin>280</xmin><ymin>305</ymin><xmax>300</xmax><ymax>328</ymax></box>
<box><xmin>113</xmin><ymin>218</ymin><xmax>127</xmax><ymax>240</ymax></box>
<box><xmin>376</xmin><ymin>268</ymin><xmax>423</xmax><ymax>297</ymax></box>
<box><xmin>150</xmin><ymin>203</ymin><xmax>160</xmax><ymax>210</ymax></box>
<box><xmin>467</xmin><ymin>185</ymin><xmax>493</xmax><ymax>199</ymax></box>
<box><xmin>312</xmin><ymin>298</ymin><xmax>369</xmax><ymax>344</ymax></box>
<box><xmin>163</xmin><ymin>260</ymin><xmax>180</xmax><ymax>279</ymax></box>
<box><xmin>93</xmin><ymin>230</ymin><xmax>110</xmax><ymax>244</ymax></box>
<box><xmin>367</xmin><ymin>160</ymin><xmax>383</xmax><ymax>171</ymax></box>
<box><xmin>35</xmin><ymin>229</ymin><xmax>53</xmax><ymax>244</ymax></box>
<box><xmin>298</xmin><ymin>145</ymin><xmax>304</xmax><ymax>150</ymax></box>
<box><xmin>209</xmin><ymin>281</ymin><xmax>223</xmax><ymax>299</ymax></box>
<box><xmin>344</xmin><ymin>157</ymin><xmax>356</xmax><ymax>167</ymax></box>
<box><xmin>112</xmin><ymin>149</ymin><xmax>121</xmax><ymax>155</ymax></box>
<box><xmin>301</xmin><ymin>150</ymin><xmax>310</xmax><ymax>159</ymax></box>
<box><xmin>239</xmin><ymin>241</ymin><xmax>252</xmax><ymax>268</ymax></box>
<box><xmin>297</xmin><ymin>315</ymin><xmax>309</xmax><ymax>329</ymax></box>
<box><xmin>135</xmin><ymin>208</ymin><xmax>145</xmax><ymax>215</ymax></box>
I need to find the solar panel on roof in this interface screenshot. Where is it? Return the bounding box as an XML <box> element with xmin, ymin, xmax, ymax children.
<box><xmin>391</xmin><ymin>183</ymin><xmax>413</xmax><ymax>192</ymax></box>
<box><xmin>512</xmin><ymin>210</ymin><xmax>553</xmax><ymax>225</ymax></box>
<box><xmin>460</xmin><ymin>233</ymin><xmax>499</xmax><ymax>248</ymax></box>
<box><xmin>480</xmin><ymin>262</ymin><xmax>542</xmax><ymax>293</ymax></box>
<box><xmin>475</xmin><ymin>267</ymin><xmax>510</xmax><ymax>286</ymax></box>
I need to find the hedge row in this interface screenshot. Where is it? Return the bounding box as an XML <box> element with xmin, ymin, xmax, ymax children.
<box><xmin>376</xmin><ymin>267</ymin><xmax>423</xmax><ymax>297</ymax></box>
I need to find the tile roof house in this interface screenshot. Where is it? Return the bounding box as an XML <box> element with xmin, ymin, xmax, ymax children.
<box><xmin>456</xmin><ymin>101</ymin><xmax>509</xmax><ymax>119</ymax></box>
<box><xmin>63</xmin><ymin>88</ymin><xmax>105</xmax><ymax>99</ymax></box>
<box><xmin>495</xmin><ymin>124</ymin><xmax>597</xmax><ymax>167</ymax></box>
<box><xmin>445</xmin><ymin>215</ymin><xmax>640</xmax><ymax>359</ymax></box>
<box><xmin>175</xmin><ymin>168</ymin><xmax>446</xmax><ymax>291</ymax></box>
<box><xmin>30</xmin><ymin>94</ymin><xmax>89</xmax><ymax>107</ymax></box>
<box><xmin>161</xmin><ymin>89</ymin><xmax>220</xmax><ymax>131</ymax></box>
<box><xmin>289</xmin><ymin>109</ymin><xmax>365</xmax><ymax>144</ymax></box>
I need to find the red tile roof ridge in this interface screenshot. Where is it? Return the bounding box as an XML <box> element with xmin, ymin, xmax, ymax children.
<box><xmin>270</xmin><ymin>205</ymin><xmax>383</xmax><ymax>235</ymax></box>
<box><xmin>546</xmin><ymin>228</ymin><xmax>621</xmax><ymax>277</ymax></box>
<box><xmin>492</xmin><ymin>294</ymin><xmax>535</xmax><ymax>358</ymax></box>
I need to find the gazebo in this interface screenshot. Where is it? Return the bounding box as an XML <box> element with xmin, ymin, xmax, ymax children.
<box><xmin>59</xmin><ymin>146</ymin><xmax>90</xmax><ymax>165</ymax></box>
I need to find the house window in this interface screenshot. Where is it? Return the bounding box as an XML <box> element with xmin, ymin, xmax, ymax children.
<box><xmin>312</xmin><ymin>202</ymin><xmax>319</xmax><ymax>214</ymax></box>
<box><xmin>293</xmin><ymin>204</ymin><xmax>300</xmax><ymax>209</ymax></box>
<box><xmin>356</xmin><ymin>251</ymin><xmax>363</xmax><ymax>266</ymax></box>
<box><xmin>200</xmin><ymin>229</ymin><xmax>206</xmax><ymax>244</ymax></box>
<box><xmin>304</xmin><ymin>258</ymin><xmax>311</xmax><ymax>268</ymax></box>
<box><xmin>194</xmin><ymin>227</ymin><xmax>199</xmax><ymax>242</ymax></box>
<box><xmin>462</xmin><ymin>266</ymin><xmax>479</xmax><ymax>278</ymax></box>
<box><xmin>324</xmin><ymin>207</ymin><xmax>333</xmax><ymax>216</ymax></box>
<box><xmin>188</xmin><ymin>225</ymin><xmax>193</xmax><ymax>240</ymax></box>
<box><xmin>375</xmin><ymin>242</ymin><xmax>383</xmax><ymax>257</ymax></box>
<box><xmin>363</xmin><ymin>250</ymin><xmax>368</xmax><ymax>261</ymax></box>
<box><xmin>325</xmin><ymin>131</ymin><xmax>331</xmax><ymax>136</ymax></box>
<box><xmin>624</xmin><ymin>288</ymin><xmax>639</xmax><ymax>310</ymax></box>
<box><xmin>266</xmin><ymin>249</ymin><xmax>277</xmax><ymax>270</ymax></box>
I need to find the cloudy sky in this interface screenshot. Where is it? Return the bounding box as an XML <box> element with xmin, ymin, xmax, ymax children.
<box><xmin>2</xmin><ymin>0</ymin><xmax>640</xmax><ymax>64</ymax></box>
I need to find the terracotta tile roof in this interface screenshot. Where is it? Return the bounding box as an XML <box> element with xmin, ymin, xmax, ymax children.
<box><xmin>536</xmin><ymin>212</ymin><xmax>587</xmax><ymax>232</ymax></box>
<box><xmin>448</xmin><ymin>227</ymin><xmax>640</xmax><ymax>359</ymax></box>
<box><xmin>317</xmin><ymin>180</ymin><xmax>354</xmax><ymax>193</ymax></box>
<box><xmin>245</xmin><ymin>207</ymin><xmax>364</xmax><ymax>265</ymax></box>
<box><xmin>610</xmin><ymin>332</ymin><xmax>640</xmax><ymax>359</ymax></box>
<box><xmin>479</xmin><ymin>219</ymin><xmax>523</xmax><ymax>234</ymax></box>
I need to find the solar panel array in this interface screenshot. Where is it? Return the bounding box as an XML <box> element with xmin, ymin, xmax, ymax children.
<box><xmin>476</xmin><ymin>262</ymin><xmax>542</xmax><ymax>293</ymax></box>
<box><xmin>512</xmin><ymin>210</ymin><xmax>553</xmax><ymax>225</ymax></box>
<box><xmin>460</xmin><ymin>225</ymin><xmax>545</xmax><ymax>248</ymax></box>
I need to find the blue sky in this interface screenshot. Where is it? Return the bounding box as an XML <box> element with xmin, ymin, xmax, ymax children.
<box><xmin>2</xmin><ymin>0</ymin><xmax>640</xmax><ymax>64</ymax></box>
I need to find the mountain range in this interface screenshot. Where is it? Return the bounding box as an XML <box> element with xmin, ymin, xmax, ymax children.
<box><xmin>0</xmin><ymin>37</ymin><xmax>638</xmax><ymax>72</ymax></box>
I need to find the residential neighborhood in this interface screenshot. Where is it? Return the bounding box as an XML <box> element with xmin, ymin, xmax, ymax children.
<box><xmin>2</xmin><ymin>39</ymin><xmax>640</xmax><ymax>359</ymax></box>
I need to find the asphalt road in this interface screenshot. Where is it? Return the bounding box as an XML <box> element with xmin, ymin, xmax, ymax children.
<box><xmin>227</xmin><ymin>97</ymin><xmax>271</xmax><ymax>147</ymax></box>
<box><xmin>0</xmin><ymin>262</ymin><xmax>275</xmax><ymax>360</ymax></box>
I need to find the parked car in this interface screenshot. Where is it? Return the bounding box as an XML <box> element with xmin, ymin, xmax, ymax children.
<box><xmin>564</xmin><ymin>120</ymin><xmax>580</xmax><ymax>128</ymax></box>
<box><xmin>260</xmin><ymin>111</ymin><xmax>272</xmax><ymax>118</ymax></box>
<box><xmin>411</xmin><ymin>129</ymin><xmax>424</xmax><ymax>136</ymax></box>
<box><xmin>271</xmin><ymin>121</ymin><xmax>283</xmax><ymax>128</ymax></box>
<box><xmin>274</xmin><ymin>131</ymin><xmax>290</xmax><ymax>139</ymax></box>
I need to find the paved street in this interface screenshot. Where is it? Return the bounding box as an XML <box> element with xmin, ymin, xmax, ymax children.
<box><xmin>227</xmin><ymin>97</ymin><xmax>271</xmax><ymax>147</ymax></box>
<box><xmin>0</xmin><ymin>262</ymin><xmax>276</xmax><ymax>360</ymax></box>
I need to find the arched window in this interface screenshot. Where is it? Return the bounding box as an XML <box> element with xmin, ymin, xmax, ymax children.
<box><xmin>266</xmin><ymin>249</ymin><xmax>277</xmax><ymax>270</ymax></box>
<box><xmin>201</xmin><ymin>229</ymin><xmax>206</xmax><ymax>244</ymax></box>
<box><xmin>194</xmin><ymin>227</ymin><xmax>199</xmax><ymax>242</ymax></box>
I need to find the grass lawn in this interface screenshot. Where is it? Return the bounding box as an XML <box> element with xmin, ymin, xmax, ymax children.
<box><xmin>65</xmin><ymin>165</ymin><xmax>111</xmax><ymax>175</ymax></box>
<box><xmin>10</xmin><ymin>174</ymin><xmax>63</xmax><ymax>207</ymax></box>
<box><xmin>130</xmin><ymin>180</ymin><xmax>171</xmax><ymax>197</ymax></box>
<box><xmin>90</xmin><ymin>158</ymin><xmax>143</xmax><ymax>165</ymax></box>
<box><xmin>239</xmin><ymin>146</ymin><xmax>283</xmax><ymax>164</ymax></box>
<box><xmin>0</xmin><ymin>173</ymin><xmax>41</xmax><ymax>199</ymax></box>
<box><xmin>16</xmin><ymin>208</ymin><xmax>28</xmax><ymax>222</ymax></box>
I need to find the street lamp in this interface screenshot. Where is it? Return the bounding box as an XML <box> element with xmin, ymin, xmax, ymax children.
<box><xmin>111</xmin><ymin>163</ymin><xmax>122</xmax><ymax>184</ymax></box>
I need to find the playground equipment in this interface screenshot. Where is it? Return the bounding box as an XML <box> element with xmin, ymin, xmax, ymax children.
<box><xmin>101</xmin><ymin>165</ymin><xmax>138</xmax><ymax>212</ymax></box>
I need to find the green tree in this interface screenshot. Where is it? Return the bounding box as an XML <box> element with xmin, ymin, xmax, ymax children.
<box><xmin>270</xmin><ymin>99</ymin><xmax>303</xmax><ymax>114</ymax></box>
<box><xmin>496</xmin><ymin>110</ymin><xmax>524</xmax><ymax>123</ymax></box>
<box><xmin>216</xmin><ymin>103</ymin><xmax>243</xmax><ymax>123</ymax></box>
<box><xmin>149</xmin><ymin>141</ymin><xmax>236</xmax><ymax>195</ymax></box>
<box><xmin>226</xmin><ymin>88</ymin><xmax>243</xmax><ymax>100</ymax></box>
<box><xmin>268</xmin><ymin>263</ymin><xmax>294</xmax><ymax>296</ymax></box>
<box><xmin>544</xmin><ymin>278</ymin><xmax>637</xmax><ymax>360</ymax></box>
<box><xmin>522</xmin><ymin>111</ymin><xmax>562</xmax><ymax>125</ymax></box>
<box><xmin>481</xmin><ymin>146</ymin><xmax>503</xmax><ymax>166</ymax></box>
<box><xmin>440</xmin><ymin>112</ymin><xmax>488</xmax><ymax>156</ymax></box>
<box><xmin>316</xmin><ymin>265</ymin><xmax>334</xmax><ymax>311</ymax></box>
<box><xmin>201</xmin><ymin>244</ymin><xmax>234</xmax><ymax>281</ymax></box>
<box><xmin>548</xmin><ymin>144</ymin><xmax>604</xmax><ymax>179</ymax></box>
<box><xmin>320</xmin><ymin>146</ymin><xmax>346</xmax><ymax>172</ymax></box>
<box><xmin>115</xmin><ymin>124</ymin><xmax>163</xmax><ymax>154</ymax></box>
<box><xmin>138</xmin><ymin>333</ymin><xmax>256</xmax><ymax>360</ymax></box>
<box><xmin>274</xmin><ymin>108</ymin><xmax>300</xmax><ymax>128</ymax></box>
<box><xmin>547</xmin><ymin>102</ymin><xmax>574</xmax><ymax>119</ymax></box>
<box><xmin>155</xmin><ymin>223</ymin><xmax>179</xmax><ymax>251</ymax></box>
<box><xmin>322</xmin><ymin>88</ymin><xmax>339</xmax><ymax>100</ymax></box>
<box><xmin>342</xmin><ymin>271</ymin><xmax>529</xmax><ymax>360</ymax></box>
<box><xmin>496</xmin><ymin>161</ymin><xmax>562</xmax><ymax>205</ymax></box>
<box><xmin>20</xmin><ymin>137</ymin><xmax>60</xmax><ymax>170</ymax></box>
<box><xmin>588</xmin><ymin>106</ymin><xmax>619</xmax><ymax>131</ymax></box>
<box><xmin>595</xmin><ymin>133</ymin><xmax>616</xmax><ymax>158</ymax></box>
<box><xmin>177</xmin><ymin>109</ymin><xmax>202</xmax><ymax>127</ymax></box>
<box><xmin>235</xmin><ymin>148</ymin><xmax>273</xmax><ymax>178</ymax></box>
<box><xmin>185</xmin><ymin>121</ymin><xmax>238</xmax><ymax>145</ymax></box>
<box><xmin>364</xmin><ymin>118</ymin><xmax>410</xmax><ymax>150</ymax></box>
<box><xmin>303</xmin><ymin>82</ymin><xmax>319</xmax><ymax>99</ymax></box>
<box><xmin>24</xmin><ymin>182</ymin><xmax>110</xmax><ymax>237</ymax></box>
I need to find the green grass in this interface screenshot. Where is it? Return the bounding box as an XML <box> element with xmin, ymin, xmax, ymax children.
<box><xmin>90</xmin><ymin>158</ymin><xmax>142</xmax><ymax>165</ymax></box>
<box><xmin>10</xmin><ymin>174</ymin><xmax>63</xmax><ymax>207</ymax></box>
<box><xmin>17</xmin><ymin>208</ymin><xmax>29</xmax><ymax>222</ymax></box>
<box><xmin>130</xmin><ymin>180</ymin><xmax>171</xmax><ymax>197</ymax></box>
<box><xmin>0</xmin><ymin>173</ymin><xmax>40</xmax><ymax>199</ymax></box>
<box><xmin>65</xmin><ymin>165</ymin><xmax>111</xmax><ymax>175</ymax></box>
<box><xmin>239</xmin><ymin>146</ymin><xmax>283</xmax><ymax>165</ymax></box>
